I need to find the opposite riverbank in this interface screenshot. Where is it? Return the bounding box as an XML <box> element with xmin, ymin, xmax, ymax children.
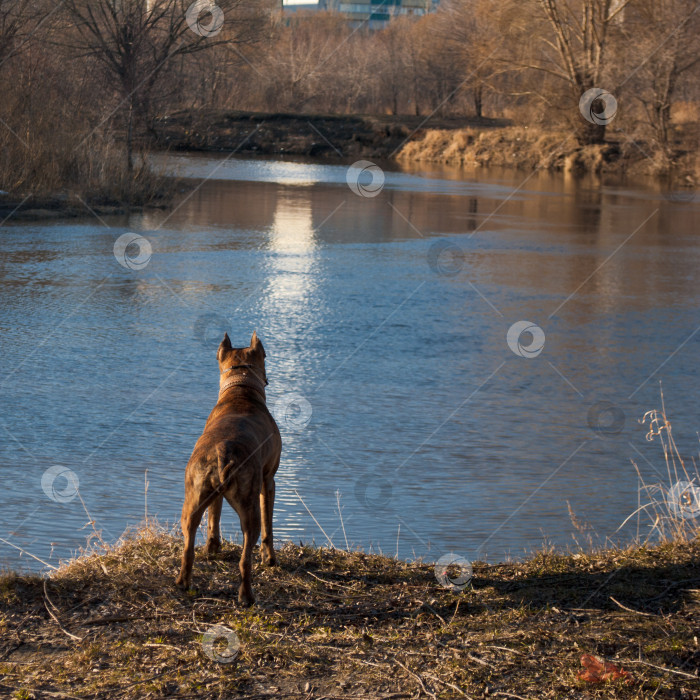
<box><xmin>150</xmin><ymin>110</ymin><xmax>508</xmax><ymax>161</ymax></box>
<box><xmin>1</xmin><ymin>110</ymin><xmax>697</xmax><ymax>224</ymax></box>
<box><xmin>152</xmin><ymin>110</ymin><xmax>700</xmax><ymax>183</ymax></box>
<box><xmin>1</xmin><ymin>528</ymin><xmax>698</xmax><ymax>699</ymax></box>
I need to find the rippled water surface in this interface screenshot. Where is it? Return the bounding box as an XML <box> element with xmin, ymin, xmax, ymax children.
<box><xmin>1</xmin><ymin>154</ymin><xmax>699</xmax><ymax>570</ymax></box>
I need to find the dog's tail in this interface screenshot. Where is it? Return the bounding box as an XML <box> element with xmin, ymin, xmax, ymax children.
<box><xmin>216</xmin><ymin>442</ymin><xmax>247</xmax><ymax>489</ymax></box>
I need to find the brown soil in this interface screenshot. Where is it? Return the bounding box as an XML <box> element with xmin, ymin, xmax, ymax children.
<box><xmin>1</xmin><ymin>528</ymin><xmax>698</xmax><ymax>699</ymax></box>
<box><xmin>149</xmin><ymin>110</ymin><xmax>508</xmax><ymax>160</ymax></box>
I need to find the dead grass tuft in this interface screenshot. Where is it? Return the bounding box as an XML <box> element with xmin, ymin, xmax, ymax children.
<box><xmin>628</xmin><ymin>390</ymin><xmax>700</xmax><ymax>545</ymax></box>
<box><xmin>397</xmin><ymin>126</ymin><xmax>699</xmax><ymax>181</ymax></box>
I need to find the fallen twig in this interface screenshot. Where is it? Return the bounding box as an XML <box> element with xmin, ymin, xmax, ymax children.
<box><xmin>395</xmin><ymin>657</ymin><xmax>437</xmax><ymax>699</ymax></box>
<box><xmin>43</xmin><ymin>580</ymin><xmax>83</xmax><ymax>642</ymax></box>
<box><xmin>448</xmin><ymin>599</ymin><xmax>461</xmax><ymax>625</ymax></box>
<box><xmin>622</xmin><ymin>659</ymin><xmax>698</xmax><ymax>679</ymax></box>
<box><xmin>417</xmin><ymin>599</ymin><xmax>447</xmax><ymax>625</ymax></box>
<box><xmin>468</xmin><ymin>652</ymin><xmax>495</xmax><ymax>669</ymax></box>
<box><xmin>144</xmin><ymin>642</ymin><xmax>183</xmax><ymax>651</ymax></box>
<box><xmin>484</xmin><ymin>645</ymin><xmax>525</xmax><ymax>656</ymax></box>
<box><xmin>424</xmin><ymin>672</ymin><xmax>472</xmax><ymax>698</ymax></box>
<box><xmin>609</xmin><ymin>596</ymin><xmax>657</xmax><ymax>617</ymax></box>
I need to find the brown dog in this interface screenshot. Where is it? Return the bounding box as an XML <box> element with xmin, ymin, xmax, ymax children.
<box><xmin>175</xmin><ymin>331</ymin><xmax>282</xmax><ymax>606</ymax></box>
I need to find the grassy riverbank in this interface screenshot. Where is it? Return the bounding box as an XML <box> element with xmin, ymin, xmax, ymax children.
<box><xmin>396</xmin><ymin>125</ymin><xmax>700</xmax><ymax>181</ymax></box>
<box><xmin>0</xmin><ymin>172</ymin><xmax>173</xmax><ymax>224</ymax></box>
<box><xmin>1</xmin><ymin>527</ymin><xmax>698</xmax><ymax>699</ymax></box>
<box><xmin>0</xmin><ymin>193</ymin><xmax>164</xmax><ymax>224</ymax></box>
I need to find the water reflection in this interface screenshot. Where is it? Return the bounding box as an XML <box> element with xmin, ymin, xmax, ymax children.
<box><xmin>261</xmin><ymin>197</ymin><xmax>321</xmax><ymax>539</ymax></box>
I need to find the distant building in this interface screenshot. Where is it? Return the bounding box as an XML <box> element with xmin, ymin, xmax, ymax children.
<box><xmin>282</xmin><ymin>0</ymin><xmax>330</xmax><ymax>14</ymax></box>
<box><xmin>281</xmin><ymin>0</ymin><xmax>434</xmax><ymax>28</ymax></box>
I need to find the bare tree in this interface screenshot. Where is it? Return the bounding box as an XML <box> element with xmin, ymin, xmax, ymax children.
<box><xmin>0</xmin><ymin>0</ymin><xmax>27</xmax><ymax>64</ymax></box>
<box><xmin>0</xmin><ymin>0</ymin><xmax>56</xmax><ymax>66</ymax></box>
<box><xmin>259</xmin><ymin>11</ymin><xmax>350</xmax><ymax>112</ymax></box>
<box><xmin>440</xmin><ymin>0</ymin><xmax>504</xmax><ymax>119</ymax></box>
<box><xmin>62</xmin><ymin>0</ymin><xmax>267</xmax><ymax>174</ymax></box>
<box><xmin>627</xmin><ymin>0</ymin><xmax>700</xmax><ymax>151</ymax></box>
<box><xmin>505</xmin><ymin>0</ymin><xmax>633</xmax><ymax>143</ymax></box>
<box><xmin>409</xmin><ymin>13</ymin><xmax>466</xmax><ymax>117</ymax></box>
<box><xmin>375</xmin><ymin>19</ymin><xmax>409</xmax><ymax>115</ymax></box>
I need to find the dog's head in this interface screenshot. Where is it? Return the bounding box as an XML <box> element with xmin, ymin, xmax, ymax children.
<box><xmin>217</xmin><ymin>331</ymin><xmax>267</xmax><ymax>384</ymax></box>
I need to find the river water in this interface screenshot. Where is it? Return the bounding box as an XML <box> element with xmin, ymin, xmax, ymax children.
<box><xmin>1</xmin><ymin>154</ymin><xmax>698</xmax><ymax>571</ymax></box>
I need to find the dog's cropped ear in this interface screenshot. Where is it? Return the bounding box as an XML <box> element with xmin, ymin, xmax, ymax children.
<box><xmin>250</xmin><ymin>330</ymin><xmax>266</xmax><ymax>358</ymax></box>
<box><xmin>217</xmin><ymin>332</ymin><xmax>232</xmax><ymax>362</ymax></box>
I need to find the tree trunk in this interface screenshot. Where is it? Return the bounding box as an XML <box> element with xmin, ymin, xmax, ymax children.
<box><xmin>473</xmin><ymin>85</ymin><xmax>483</xmax><ymax>119</ymax></box>
<box><xmin>577</xmin><ymin>118</ymin><xmax>606</xmax><ymax>145</ymax></box>
<box><xmin>126</xmin><ymin>100</ymin><xmax>134</xmax><ymax>177</ymax></box>
<box><xmin>656</xmin><ymin>69</ymin><xmax>677</xmax><ymax>150</ymax></box>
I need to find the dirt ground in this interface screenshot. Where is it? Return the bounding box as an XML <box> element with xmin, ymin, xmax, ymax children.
<box><xmin>1</xmin><ymin>529</ymin><xmax>698</xmax><ymax>699</ymax></box>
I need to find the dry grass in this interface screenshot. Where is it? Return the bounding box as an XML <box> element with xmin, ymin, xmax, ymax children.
<box><xmin>628</xmin><ymin>391</ymin><xmax>700</xmax><ymax>545</ymax></box>
<box><xmin>396</xmin><ymin>125</ymin><xmax>700</xmax><ymax>181</ymax></box>
<box><xmin>0</xmin><ymin>395</ymin><xmax>698</xmax><ymax>698</ymax></box>
<box><xmin>397</xmin><ymin>127</ymin><xmax>579</xmax><ymax>172</ymax></box>
<box><xmin>0</xmin><ymin>99</ymin><xmax>174</xmax><ymax>213</ymax></box>
<box><xmin>0</xmin><ymin>523</ymin><xmax>698</xmax><ymax>699</ymax></box>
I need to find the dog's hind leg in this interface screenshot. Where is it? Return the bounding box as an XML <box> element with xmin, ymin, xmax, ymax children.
<box><xmin>260</xmin><ymin>474</ymin><xmax>276</xmax><ymax>567</ymax></box>
<box><xmin>205</xmin><ymin>495</ymin><xmax>223</xmax><ymax>556</ymax></box>
<box><xmin>227</xmin><ymin>492</ymin><xmax>261</xmax><ymax>607</ymax></box>
<box><xmin>175</xmin><ymin>480</ymin><xmax>212</xmax><ymax>590</ymax></box>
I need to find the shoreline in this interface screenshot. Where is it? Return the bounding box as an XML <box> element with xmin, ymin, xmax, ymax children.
<box><xmin>1</xmin><ymin>528</ymin><xmax>698</xmax><ymax>698</ymax></box>
<box><xmin>0</xmin><ymin>193</ymin><xmax>171</xmax><ymax>224</ymax></box>
<box><xmin>1</xmin><ymin>112</ymin><xmax>697</xmax><ymax>225</ymax></box>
